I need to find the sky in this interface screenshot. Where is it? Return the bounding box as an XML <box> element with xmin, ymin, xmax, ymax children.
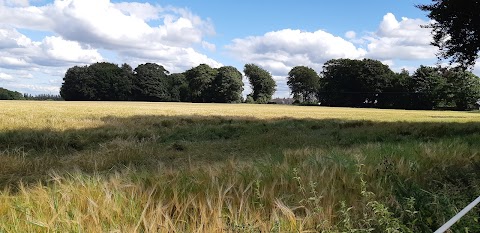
<box><xmin>1</xmin><ymin>0</ymin><xmax>479</xmax><ymax>97</ymax></box>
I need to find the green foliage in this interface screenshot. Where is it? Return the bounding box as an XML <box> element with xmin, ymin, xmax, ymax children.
<box><xmin>245</xmin><ymin>95</ymin><xmax>255</xmax><ymax>103</ymax></box>
<box><xmin>409</xmin><ymin>66</ymin><xmax>480</xmax><ymax>110</ymax></box>
<box><xmin>60</xmin><ymin>65</ymin><xmax>94</xmax><ymax>100</ymax></box>
<box><xmin>132</xmin><ymin>63</ymin><xmax>170</xmax><ymax>101</ymax></box>
<box><xmin>314</xmin><ymin>59</ymin><xmax>480</xmax><ymax>110</ymax></box>
<box><xmin>89</xmin><ymin>62</ymin><xmax>132</xmax><ymax>101</ymax></box>
<box><xmin>319</xmin><ymin>58</ymin><xmax>395</xmax><ymax>107</ymax></box>
<box><xmin>444</xmin><ymin>69</ymin><xmax>480</xmax><ymax>110</ymax></box>
<box><xmin>376</xmin><ymin>69</ymin><xmax>411</xmax><ymax>109</ymax></box>
<box><xmin>287</xmin><ymin>66</ymin><xmax>320</xmax><ymax>103</ymax></box>
<box><xmin>0</xmin><ymin>87</ymin><xmax>24</xmax><ymax>100</ymax></box>
<box><xmin>409</xmin><ymin>66</ymin><xmax>447</xmax><ymax>110</ymax></box>
<box><xmin>244</xmin><ymin>64</ymin><xmax>276</xmax><ymax>104</ymax></box>
<box><xmin>212</xmin><ymin>66</ymin><xmax>244</xmax><ymax>103</ymax></box>
<box><xmin>185</xmin><ymin>64</ymin><xmax>218</xmax><ymax>103</ymax></box>
<box><xmin>167</xmin><ymin>73</ymin><xmax>189</xmax><ymax>102</ymax></box>
<box><xmin>60</xmin><ymin>62</ymin><xmax>132</xmax><ymax>101</ymax></box>
<box><xmin>417</xmin><ymin>0</ymin><xmax>480</xmax><ymax>68</ymax></box>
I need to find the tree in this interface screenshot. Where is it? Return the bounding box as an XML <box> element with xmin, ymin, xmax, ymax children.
<box><xmin>287</xmin><ymin>66</ymin><xmax>320</xmax><ymax>103</ymax></box>
<box><xmin>132</xmin><ymin>63</ymin><xmax>170</xmax><ymax>101</ymax></box>
<box><xmin>167</xmin><ymin>73</ymin><xmax>189</xmax><ymax>102</ymax></box>
<box><xmin>88</xmin><ymin>62</ymin><xmax>132</xmax><ymax>101</ymax></box>
<box><xmin>212</xmin><ymin>66</ymin><xmax>244</xmax><ymax>103</ymax></box>
<box><xmin>417</xmin><ymin>0</ymin><xmax>480</xmax><ymax>68</ymax></box>
<box><xmin>376</xmin><ymin>69</ymin><xmax>411</xmax><ymax>109</ymax></box>
<box><xmin>319</xmin><ymin>59</ymin><xmax>395</xmax><ymax>107</ymax></box>
<box><xmin>185</xmin><ymin>64</ymin><xmax>218</xmax><ymax>103</ymax></box>
<box><xmin>408</xmin><ymin>66</ymin><xmax>447</xmax><ymax>110</ymax></box>
<box><xmin>244</xmin><ymin>64</ymin><xmax>276</xmax><ymax>104</ymax></box>
<box><xmin>443</xmin><ymin>68</ymin><xmax>480</xmax><ymax>110</ymax></box>
<box><xmin>0</xmin><ymin>87</ymin><xmax>24</xmax><ymax>100</ymax></box>
<box><xmin>121</xmin><ymin>63</ymin><xmax>134</xmax><ymax>100</ymax></box>
<box><xmin>60</xmin><ymin>65</ymin><xmax>95</xmax><ymax>101</ymax></box>
<box><xmin>60</xmin><ymin>62</ymin><xmax>132</xmax><ymax>101</ymax></box>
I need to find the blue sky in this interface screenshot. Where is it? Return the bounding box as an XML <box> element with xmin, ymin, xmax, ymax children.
<box><xmin>1</xmin><ymin>0</ymin><xmax>474</xmax><ymax>97</ymax></box>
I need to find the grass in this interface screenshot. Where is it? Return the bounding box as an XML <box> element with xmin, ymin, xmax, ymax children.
<box><xmin>1</xmin><ymin>100</ymin><xmax>480</xmax><ymax>232</ymax></box>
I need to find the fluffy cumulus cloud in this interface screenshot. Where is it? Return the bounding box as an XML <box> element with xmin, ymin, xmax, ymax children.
<box><xmin>226</xmin><ymin>13</ymin><xmax>442</xmax><ymax>97</ymax></box>
<box><xmin>40</xmin><ymin>0</ymin><xmax>219</xmax><ymax>69</ymax></box>
<box><xmin>226</xmin><ymin>29</ymin><xmax>367</xmax><ymax>97</ymax></box>
<box><xmin>0</xmin><ymin>27</ymin><xmax>102</xmax><ymax>68</ymax></box>
<box><xmin>365</xmin><ymin>13</ymin><xmax>438</xmax><ymax>61</ymax></box>
<box><xmin>227</xmin><ymin>29</ymin><xmax>366</xmax><ymax>76</ymax></box>
<box><xmin>0</xmin><ymin>0</ymin><xmax>220</xmax><ymax>94</ymax></box>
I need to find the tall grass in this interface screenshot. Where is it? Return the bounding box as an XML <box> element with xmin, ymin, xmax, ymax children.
<box><xmin>1</xmin><ymin>101</ymin><xmax>479</xmax><ymax>232</ymax></box>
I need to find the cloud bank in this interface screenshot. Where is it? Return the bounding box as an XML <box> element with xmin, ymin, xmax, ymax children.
<box><xmin>0</xmin><ymin>0</ymin><xmax>221</xmax><ymax>94</ymax></box>
<box><xmin>226</xmin><ymin>13</ymin><xmax>440</xmax><ymax>97</ymax></box>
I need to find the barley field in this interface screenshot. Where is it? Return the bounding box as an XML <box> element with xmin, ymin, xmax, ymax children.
<box><xmin>1</xmin><ymin>101</ymin><xmax>479</xmax><ymax>232</ymax></box>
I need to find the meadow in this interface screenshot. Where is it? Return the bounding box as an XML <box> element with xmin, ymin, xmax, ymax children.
<box><xmin>1</xmin><ymin>101</ymin><xmax>479</xmax><ymax>232</ymax></box>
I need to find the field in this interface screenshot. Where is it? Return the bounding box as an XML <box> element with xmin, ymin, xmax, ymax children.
<box><xmin>1</xmin><ymin>101</ymin><xmax>480</xmax><ymax>232</ymax></box>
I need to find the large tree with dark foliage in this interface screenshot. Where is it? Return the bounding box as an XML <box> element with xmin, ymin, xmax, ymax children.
<box><xmin>287</xmin><ymin>66</ymin><xmax>320</xmax><ymax>103</ymax></box>
<box><xmin>394</xmin><ymin>66</ymin><xmax>480</xmax><ymax>110</ymax></box>
<box><xmin>185</xmin><ymin>64</ymin><xmax>218</xmax><ymax>103</ymax></box>
<box><xmin>132</xmin><ymin>63</ymin><xmax>170</xmax><ymax>101</ymax></box>
<box><xmin>211</xmin><ymin>66</ymin><xmax>244</xmax><ymax>103</ymax></box>
<box><xmin>60</xmin><ymin>65</ymin><xmax>95</xmax><ymax>100</ymax></box>
<box><xmin>408</xmin><ymin>66</ymin><xmax>447</xmax><ymax>110</ymax></box>
<box><xmin>376</xmin><ymin>69</ymin><xmax>411</xmax><ymax>109</ymax></box>
<box><xmin>319</xmin><ymin>59</ymin><xmax>395</xmax><ymax>107</ymax></box>
<box><xmin>244</xmin><ymin>64</ymin><xmax>276</xmax><ymax>104</ymax></box>
<box><xmin>88</xmin><ymin>62</ymin><xmax>132</xmax><ymax>101</ymax></box>
<box><xmin>443</xmin><ymin>68</ymin><xmax>480</xmax><ymax>110</ymax></box>
<box><xmin>60</xmin><ymin>62</ymin><xmax>132</xmax><ymax>101</ymax></box>
<box><xmin>167</xmin><ymin>73</ymin><xmax>189</xmax><ymax>102</ymax></box>
<box><xmin>417</xmin><ymin>0</ymin><xmax>480</xmax><ymax>68</ymax></box>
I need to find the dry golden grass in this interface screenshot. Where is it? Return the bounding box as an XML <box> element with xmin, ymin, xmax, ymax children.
<box><xmin>2</xmin><ymin>100</ymin><xmax>480</xmax><ymax>131</ymax></box>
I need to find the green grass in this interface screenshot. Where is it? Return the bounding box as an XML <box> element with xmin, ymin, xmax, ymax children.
<box><xmin>1</xmin><ymin>101</ymin><xmax>480</xmax><ymax>232</ymax></box>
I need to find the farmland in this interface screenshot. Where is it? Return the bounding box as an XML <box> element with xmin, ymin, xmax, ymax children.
<box><xmin>1</xmin><ymin>101</ymin><xmax>480</xmax><ymax>232</ymax></box>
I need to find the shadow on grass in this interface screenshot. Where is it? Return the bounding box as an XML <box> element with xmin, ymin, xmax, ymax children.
<box><xmin>1</xmin><ymin>115</ymin><xmax>480</xmax><ymax>188</ymax></box>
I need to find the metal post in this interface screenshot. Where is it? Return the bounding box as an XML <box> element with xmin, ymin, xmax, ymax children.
<box><xmin>434</xmin><ymin>195</ymin><xmax>480</xmax><ymax>233</ymax></box>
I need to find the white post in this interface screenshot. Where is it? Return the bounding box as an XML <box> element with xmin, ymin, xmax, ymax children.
<box><xmin>434</xmin><ymin>195</ymin><xmax>480</xmax><ymax>233</ymax></box>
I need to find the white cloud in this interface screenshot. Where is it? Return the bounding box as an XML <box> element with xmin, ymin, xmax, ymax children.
<box><xmin>0</xmin><ymin>26</ymin><xmax>103</xmax><ymax>68</ymax></box>
<box><xmin>0</xmin><ymin>0</ymin><xmax>221</xmax><ymax>94</ymax></box>
<box><xmin>227</xmin><ymin>29</ymin><xmax>366</xmax><ymax>76</ymax></box>
<box><xmin>0</xmin><ymin>56</ymin><xmax>30</xmax><ymax>68</ymax></box>
<box><xmin>2</xmin><ymin>0</ymin><xmax>219</xmax><ymax>67</ymax></box>
<box><xmin>114</xmin><ymin>2</ymin><xmax>162</xmax><ymax>21</ymax></box>
<box><xmin>26</xmin><ymin>0</ymin><xmax>215</xmax><ymax>55</ymax></box>
<box><xmin>226</xmin><ymin>13</ymin><xmax>445</xmax><ymax>97</ymax></box>
<box><xmin>0</xmin><ymin>72</ymin><xmax>13</xmax><ymax>80</ymax></box>
<box><xmin>202</xmin><ymin>41</ymin><xmax>216</xmax><ymax>52</ymax></box>
<box><xmin>39</xmin><ymin>36</ymin><xmax>103</xmax><ymax>65</ymax></box>
<box><xmin>1</xmin><ymin>0</ymin><xmax>29</xmax><ymax>7</ymax></box>
<box><xmin>120</xmin><ymin>46</ymin><xmax>222</xmax><ymax>73</ymax></box>
<box><xmin>9</xmin><ymin>83</ymin><xmax>59</xmax><ymax>93</ymax></box>
<box><xmin>0</xmin><ymin>4</ymin><xmax>52</xmax><ymax>31</ymax></box>
<box><xmin>365</xmin><ymin>13</ymin><xmax>438</xmax><ymax>60</ymax></box>
<box><xmin>345</xmin><ymin>31</ymin><xmax>356</xmax><ymax>40</ymax></box>
<box><xmin>226</xmin><ymin>29</ymin><xmax>366</xmax><ymax>97</ymax></box>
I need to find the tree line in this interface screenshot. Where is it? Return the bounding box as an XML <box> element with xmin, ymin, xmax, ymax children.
<box><xmin>0</xmin><ymin>89</ymin><xmax>63</xmax><ymax>100</ymax></box>
<box><xmin>0</xmin><ymin>88</ymin><xmax>24</xmax><ymax>100</ymax></box>
<box><xmin>59</xmin><ymin>58</ymin><xmax>480</xmax><ymax>110</ymax></box>
<box><xmin>287</xmin><ymin>59</ymin><xmax>480</xmax><ymax>110</ymax></box>
<box><xmin>60</xmin><ymin>62</ymin><xmax>276</xmax><ymax>104</ymax></box>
